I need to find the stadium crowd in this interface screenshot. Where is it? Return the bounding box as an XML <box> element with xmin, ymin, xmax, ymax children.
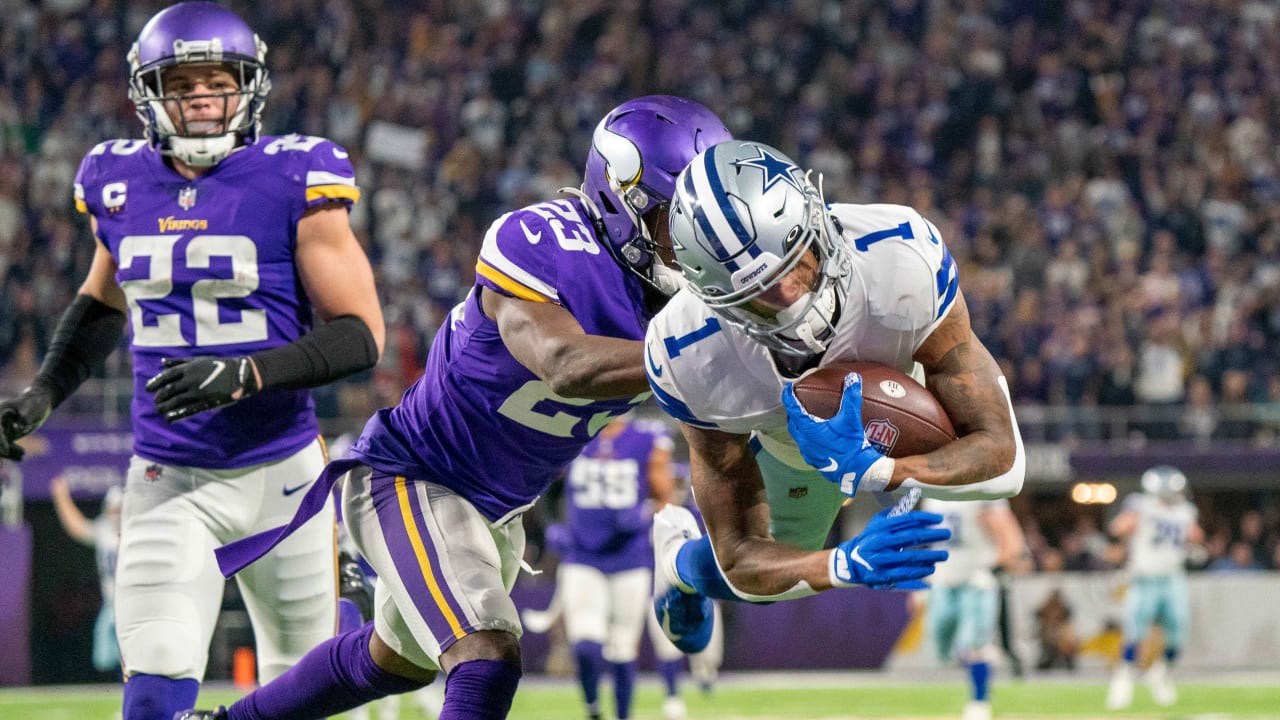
<box><xmin>2</xmin><ymin>0</ymin><xmax>1280</xmax><ymax>565</ymax></box>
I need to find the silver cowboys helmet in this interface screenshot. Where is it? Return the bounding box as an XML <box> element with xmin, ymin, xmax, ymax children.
<box><xmin>1141</xmin><ymin>465</ymin><xmax>1188</xmax><ymax>501</ymax></box>
<box><xmin>669</xmin><ymin>140</ymin><xmax>850</xmax><ymax>357</ymax></box>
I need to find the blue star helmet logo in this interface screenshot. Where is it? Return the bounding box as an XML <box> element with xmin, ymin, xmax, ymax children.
<box><xmin>731</xmin><ymin>146</ymin><xmax>806</xmax><ymax>195</ymax></box>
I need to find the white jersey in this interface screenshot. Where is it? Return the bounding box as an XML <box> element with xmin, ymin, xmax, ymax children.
<box><xmin>921</xmin><ymin>497</ymin><xmax>1007</xmax><ymax>588</ymax></box>
<box><xmin>646</xmin><ymin>202</ymin><xmax>956</xmax><ymax>470</ymax></box>
<box><xmin>1123</xmin><ymin>493</ymin><xmax>1198</xmax><ymax>576</ymax></box>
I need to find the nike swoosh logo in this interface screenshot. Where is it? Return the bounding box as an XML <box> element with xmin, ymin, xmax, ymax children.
<box><xmin>282</xmin><ymin>480</ymin><xmax>311</xmax><ymax>496</ymax></box>
<box><xmin>646</xmin><ymin>347</ymin><xmax>663</xmax><ymax>378</ymax></box>
<box><xmin>660</xmin><ymin>613</ymin><xmax>682</xmax><ymax>641</ymax></box>
<box><xmin>520</xmin><ymin>220</ymin><xmax>542</xmax><ymax>244</ymax></box>
<box><xmin>819</xmin><ymin>457</ymin><xmax>839</xmax><ymax>473</ymax></box>
<box><xmin>198</xmin><ymin>360</ymin><xmax>226</xmax><ymax>389</ymax></box>
<box><xmin>848</xmin><ymin>545</ymin><xmax>873</xmax><ymax>571</ymax></box>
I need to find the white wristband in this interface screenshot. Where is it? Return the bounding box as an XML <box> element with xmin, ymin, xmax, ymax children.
<box><xmin>829</xmin><ymin>547</ymin><xmax>855</xmax><ymax>588</ymax></box>
<box><xmin>856</xmin><ymin>456</ymin><xmax>895</xmax><ymax>493</ymax></box>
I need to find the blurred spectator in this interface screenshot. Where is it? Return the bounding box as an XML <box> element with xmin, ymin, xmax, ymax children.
<box><xmin>1034</xmin><ymin>589</ymin><xmax>1079</xmax><ymax>671</ymax></box>
<box><xmin>1208</xmin><ymin>541</ymin><xmax>1263</xmax><ymax>572</ymax></box>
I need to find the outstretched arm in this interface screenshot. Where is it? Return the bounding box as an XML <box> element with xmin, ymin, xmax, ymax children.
<box><xmin>51</xmin><ymin>476</ymin><xmax>95</xmax><ymax>545</ymax></box>
<box><xmin>682</xmin><ymin>424</ymin><xmax>946</xmax><ymax>601</ymax></box>
<box><xmin>483</xmin><ymin>289</ymin><xmax>648</xmax><ymax>399</ymax></box>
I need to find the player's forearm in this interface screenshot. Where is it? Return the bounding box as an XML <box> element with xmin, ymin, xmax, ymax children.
<box><xmin>37</xmin><ymin>294</ymin><xmax>127</xmax><ymax>407</ymax></box>
<box><xmin>248</xmin><ymin>315</ymin><xmax>380</xmax><ymax>391</ymax></box>
<box><xmin>534</xmin><ymin>335</ymin><xmax>648</xmax><ymax>399</ymax></box>
<box><xmin>713</xmin><ymin>537</ymin><xmax>833</xmax><ymax>599</ymax></box>
<box><xmin>894</xmin><ymin>372</ymin><xmax>1023</xmax><ymax>498</ymax></box>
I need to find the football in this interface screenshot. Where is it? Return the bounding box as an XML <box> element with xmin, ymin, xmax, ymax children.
<box><xmin>791</xmin><ymin>361</ymin><xmax>957</xmax><ymax>458</ymax></box>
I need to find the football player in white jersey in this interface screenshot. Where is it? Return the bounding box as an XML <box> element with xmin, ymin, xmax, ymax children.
<box><xmin>1105</xmin><ymin>466</ymin><xmax>1203</xmax><ymax>710</ymax></box>
<box><xmin>921</xmin><ymin>497</ymin><xmax>1027</xmax><ymax>720</ymax></box>
<box><xmin>644</xmin><ymin>139</ymin><xmax>1025</xmax><ymax>652</ymax></box>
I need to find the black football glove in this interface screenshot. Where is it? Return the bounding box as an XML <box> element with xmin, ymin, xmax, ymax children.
<box><xmin>0</xmin><ymin>384</ymin><xmax>56</xmax><ymax>461</ymax></box>
<box><xmin>145</xmin><ymin>356</ymin><xmax>261</xmax><ymax>423</ymax></box>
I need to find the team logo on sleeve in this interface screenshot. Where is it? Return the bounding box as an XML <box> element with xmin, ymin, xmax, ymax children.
<box><xmin>178</xmin><ymin>186</ymin><xmax>197</xmax><ymax>210</ymax></box>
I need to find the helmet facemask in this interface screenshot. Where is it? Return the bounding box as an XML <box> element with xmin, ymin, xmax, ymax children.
<box><xmin>674</xmin><ymin>157</ymin><xmax>849</xmax><ymax>358</ymax></box>
<box><xmin>128</xmin><ymin>34</ymin><xmax>270</xmax><ymax>167</ymax></box>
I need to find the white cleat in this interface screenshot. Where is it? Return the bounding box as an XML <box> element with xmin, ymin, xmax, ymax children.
<box><xmin>1146</xmin><ymin>660</ymin><xmax>1177</xmax><ymax>707</ymax></box>
<box><xmin>1106</xmin><ymin>665</ymin><xmax>1134</xmax><ymax>711</ymax></box>
<box><xmin>961</xmin><ymin>700</ymin><xmax>992</xmax><ymax>720</ymax></box>
<box><xmin>663</xmin><ymin>695</ymin><xmax>688</xmax><ymax>720</ymax></box>
<box><xmin>651</xmin><ymin>505</ymin><xmax>714</xmax><ymax>653</ymax></box>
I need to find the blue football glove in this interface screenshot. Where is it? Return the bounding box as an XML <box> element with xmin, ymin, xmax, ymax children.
<box><xmin>829</xmin><ymin>489</ymin><xmax>951</xmax><ymax>590</ymax></box>
<box><xmin>782</xmin><ymin>372</ymin><xmax>894</xmax><ymax>496</ymax></box>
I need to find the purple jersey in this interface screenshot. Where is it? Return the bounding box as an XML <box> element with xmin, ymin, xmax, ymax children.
<box><xmin>563</xmin><ymin>419</ymin><xmax>672</xmax><ymax>573</ymax></box>
<box><xmin>351</xmin><ymin>198</ymin><xmax>654</xmax><ymax>522</ymax></box>
<box><xmin>73</xmin><ymin>135</ymin><xmax>360</xmax><ymax>468</ymax></box>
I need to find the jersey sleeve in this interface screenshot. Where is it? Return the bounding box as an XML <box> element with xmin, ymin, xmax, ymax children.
<box><xmin>474</xmin><ymin>207</ymin><xmax>562</xmax><ymax>304</ymax></box>
<box><xmin>73</xmin><ymin>142</ymin><xmax>112</xmax><ymax>216</ymax></box>
<box><xmin>644</xmin><ymin>306</ymin><xmax>722</xmax><ymax>429</ymax></box>
<box><xmin>846</xmin><ymin>204</ymin><xmax>960</xmax><ymax>354</ymax></box>
<box><xmin>293</xmin><ymin>136</ymin><xmax>360</xmax><ymax>211</ymax></box>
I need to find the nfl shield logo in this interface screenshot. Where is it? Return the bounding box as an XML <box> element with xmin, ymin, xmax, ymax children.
<box><xmin>865</xmin><ymin>419</ymin><xmax>900</xmax><ymax>455</ymax></box>
<box><xmin>178</xmin><ymin>187</ymin><xmax>197</xmax><ymax>210</ymax></box>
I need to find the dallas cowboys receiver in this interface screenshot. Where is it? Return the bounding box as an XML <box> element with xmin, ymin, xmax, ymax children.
<box><xmin>644</xmin><ymin>140</ymin><xmax>1026</xmax><ymax>652</ymax></box>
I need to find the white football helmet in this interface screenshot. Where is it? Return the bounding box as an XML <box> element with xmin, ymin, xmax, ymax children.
<box><xmin>669</xmin><ymin>140</ymin><xmax>850</xmax><ymax>357</ymax></box>
<box><xmin>1140</xmin><ymin>465</ymin><xmax>1188</xmax><ymax>501</ymax></box>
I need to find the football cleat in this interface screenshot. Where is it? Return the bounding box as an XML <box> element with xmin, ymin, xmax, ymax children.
<box><xmin>173</xmin><ymin>708</ymin><xmax>226</xmax><ymax>720</ymax></box>
<box><xmin>1146</xmin><ymin>659</ymin><xmax>1177</xmax><ymax>707</ymax></box>
<box><xmin>338</xmin><ymin>551</ymin><xmax>375</xmax><ymax>621</ymax></box>
<box><xmin>1105</xmin><ymin>664</ymin><xmax>1134</xmax><ymax>710</ymax></box>
<box><xmin>961</xmin><ymin>700</ymin><xmax>992</xmax><ymax>720</ymax></box>
<box><xmin>652</xmin><ymin>505</ymin><xmax>715</xmax><ymax>654</ymax></box>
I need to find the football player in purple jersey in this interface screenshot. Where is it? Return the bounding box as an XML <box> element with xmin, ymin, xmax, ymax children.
<box><xmin>539</xmin><ymin>415</ymin><xmax>679</xmax><ymax>720</ymax></box>
<box><xmin>0</xmin><ymin>4</ymin><xmax>384</xmax><ymax>720</ymax></box>
<box><xmin>178</xmin><ymin>96</ymin><xmax>731</xmax><ymax>720</ymax></box>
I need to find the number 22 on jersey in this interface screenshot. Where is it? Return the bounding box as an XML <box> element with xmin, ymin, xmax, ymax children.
<box><xmin>118</xmin><ymin>233</ymin><xmax>267</xmax><ymax>348</ymax></box>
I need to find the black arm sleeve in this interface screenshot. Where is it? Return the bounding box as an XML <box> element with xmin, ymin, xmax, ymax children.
<box><xmin>249</xmin><ymin>314</ymin><xmax>379</xmax><ymax>391</ymax></box>
<box><xmin>37</xmin><ymin>294</ymin><xmax>127</xmax><ymax>407</ymax></box>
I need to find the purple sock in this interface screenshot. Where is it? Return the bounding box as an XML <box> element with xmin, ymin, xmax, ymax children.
<box><xmin>122</xmin><ymin>674</ymin><xmax>198</xmax><ymax>720</ymax></box>
<box><xmin>611</xmin><ymin>661</ymin><xmax>636</xmax><ymax>720</ymax></box>
<box><xmin>658</xmin><ymin>658</ymin><xmax>682</xmax><ymax>697</ymax></box>
<box><xmin>573</xmin><ymin>641</ymin><xmax>603</xmax><ymax>708</ymax></box>
<box><xmin>440</xmin><ymin>659</ymin><xmax>522</xmax><ymax>720</ymax></box>
<box><xmin>227</xmin><ymin>622</ymin><xmax>425</xmax><ymax>720</ymax></box>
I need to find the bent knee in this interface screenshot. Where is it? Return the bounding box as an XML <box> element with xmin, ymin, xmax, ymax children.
<box><xmin>371</xmin><ymin>628</ymin><xmax>438</xmax><ymax>685</ymax></box>
<box><xmin>441</xmin><ymin>629</ymin><xmax>522</xmax><ymax>671</ymax></box>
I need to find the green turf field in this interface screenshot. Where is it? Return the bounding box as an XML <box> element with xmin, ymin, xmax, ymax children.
<box><xmin>3</xmin><ymin>673</ymin><xmax>1279</xmax><ymax>720</ymax></box>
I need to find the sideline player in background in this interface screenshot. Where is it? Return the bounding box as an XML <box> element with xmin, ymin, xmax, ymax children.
<box><xmin>183</xmin><ymin>96</ymin><xmax>732</xmax><ymax>720</ymax></box>
<box><xmin>0</xmin><ymin>4</ymin><xmax>384</xmax><ymax>719</ymax></box>
<box><xmin>532</xmin><ymin>414</ymin><xmax>682</xmax><ymax>720</ymax></box>
<box><xmin>1106</xmin><ymin>466</ymin><xmax>1203</xmax><ymax>710</ymax></box>
<box><xmin>645</xmin><ymin>139</ymin><xmax>1025</xmax><ymax>653</ymax></box>
<box><xmin>920</xmin><ymin>497</ymin><xmax>1028</xmax><ymax>720</ymax></box>
<box><xmin>51</xmin><ymin>475</ymin><xmax>123</xmax><ymax>674</ymax></box>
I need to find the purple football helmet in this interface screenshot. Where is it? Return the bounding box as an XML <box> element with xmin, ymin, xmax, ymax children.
<box><xmin>580</xmin><ymin>96</ymin><xmax>731</xmax><ymax>295</ymax></box>
<box><xmin>127</xmin><ymin>1</ymin><xmax>270</xmax><ymax>167</ymax></box>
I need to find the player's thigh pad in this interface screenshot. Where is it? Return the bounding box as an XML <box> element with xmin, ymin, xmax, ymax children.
<box><xmin>752</xmin><ymin>438</ymin><xmax>846</xmax><ymax>550</ymax></box>
<box><xmin>1124</xmin><ymin>576</ymin><xmax>1162</xmax><ymax>643</ymax></box>
<box><xmin>1158</xmin><ymin>574</ymin><xmax>1190</xmax><ymax>650</ymax></box>
<box><xmin>602</xmin><ymin>567</ymin><xmax>651</xmax><ymax>663</ymax></box>
<box><xmin>559</xmin><ymin>563</ymin><xmax>609</xmax><ymax>645</ymax></box>
<box><xmin>230</xmin><ymin>439</ymin><xmax>337</xmax><ymax>681</ymax></box>
<box><xmin>115</xmin><ymin>457</ymin><xmax>231</xmax><ymax>680</ymax></box>
<box><xmin>954</xmin><ymin>585</ymin><xmax>998</xmax><ymax>656</ymax></box>
<box><xmin>343</xmin><ymin>468</ymin><xmax>525</xmax><ymax>667</ymax></box>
